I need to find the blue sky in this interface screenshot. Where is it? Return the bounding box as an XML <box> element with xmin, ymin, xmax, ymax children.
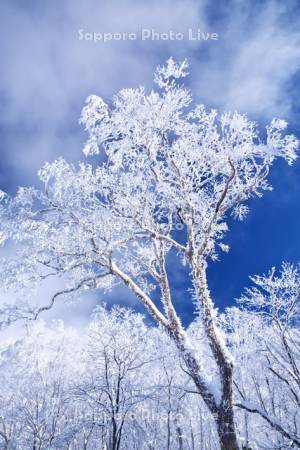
<box><xmin>1</xmin><ymin>0</ymin><xmax>300</xmax><ymax>326</ymax></box>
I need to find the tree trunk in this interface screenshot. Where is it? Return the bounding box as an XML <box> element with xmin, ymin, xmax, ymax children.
<box><xmin>193</xmin><ymin>266</ymin><xmax>240</xmax><ymax>450</ymax></box>
<box><xmin>168</xmin><ymin>325</ymin><xmax>239</xmax><ymax>449</ymax></box>
<box><xmin>217</xmin><ymin>362</ymin><xmax>239</xmax><ymax>450</ymax></box>
<box><xmin>176</xmin><ymin>425</ymin><xmax>184</xmax><ymax>450</ymax></box>
<box><xmin>217</xmin><ymin>410</ymin><xmax>239</xmax><ymax>450</ymax></box>
<box><xmin>122</xmin><ymin>244</ymin><xmax>240</xmax><ymax>449</ymax></box>
<box><xmin>218</xmin><ymin>432</ymin><xmax>239</xmax><ymax>450</ymax></box>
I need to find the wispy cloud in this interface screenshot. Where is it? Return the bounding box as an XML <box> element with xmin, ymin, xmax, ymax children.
<box><xmin>1</xmin><ymin>0</ymin><xmax>299</xmax><ymax>188</ymax></box>
<box><xmin>193</xmin><ymin>0</ymin><xmax>300</xmax><ymax>120</ymax></box>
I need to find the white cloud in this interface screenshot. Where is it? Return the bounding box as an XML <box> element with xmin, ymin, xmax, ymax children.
<box><xmin>192</xmin><ymin>0</ymin><xmax>300</xmax><ymax>119</ymax></box>
<box><xmin>1</xmin><ymin>0</ymin><xmax>300</xmax><ymax>326</ymax></box>
<box><xmin>2</xmin><ymin>0</ymin><xmax>299</xmax><ymax>188</ymax></box>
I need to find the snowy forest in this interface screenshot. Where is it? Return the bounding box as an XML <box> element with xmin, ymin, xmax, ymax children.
<box><xmin>0</xmin><ymin>57</ymin><xmax>299</xmax><ymax>450</ymax></box>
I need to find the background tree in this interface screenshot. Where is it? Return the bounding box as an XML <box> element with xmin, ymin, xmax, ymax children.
<box><xmin>0</xmin><ymin>307</ymin><xmax>219</xmax><ymax>450</ymax></box>
<box><xmin>75</xmin><ymin>306</ymin><xmax>158</xmax><ymax>450</ymax></box>
<box><xmin>226</xmin><ymin>264</ymin><xmax>300</xmax><ymax>448</ymax></box>
<box><xmin>0</xmin><ymin>298</ymin><xmax>298</xmax><ymax>449</ymax></box>
<box><xmin>0</xmin><ymin>321</ymin><xmax>82</xmax><ymax>449</ymax></box>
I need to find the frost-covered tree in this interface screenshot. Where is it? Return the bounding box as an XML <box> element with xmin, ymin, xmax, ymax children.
<box><xmin>0</xmin><ymin>307</ymin><xmax>219</xmax><ymax>450</ymax></box>
<box><xmin>0</xmin><ymin>321</ymin><xmax>82</xmax><ymax>449</ymax></box>
<box><xmin>1</xmin><ymin>299</ymin><xmax>299</xmax><ymax>449</ymax></box>
<box><xmin>75</xmin><ymin>306</ymin><xmax>158</xmax><ymax>450</ymax></box>
<box><xmin>0</xmin><ymin>58</ymin><xmax>298</xmax><ymax>449</ymax></box>
<box><xmin>228</xmin><ymin>264</ymin><xmax>300</xmax><ymax>448</ymax></box>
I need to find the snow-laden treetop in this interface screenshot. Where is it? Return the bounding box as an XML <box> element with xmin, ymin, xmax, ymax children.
<box><xmin>0</xmin><ymin>57</ymin><xmax>298</xmax><ymax>324</ymax></box>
